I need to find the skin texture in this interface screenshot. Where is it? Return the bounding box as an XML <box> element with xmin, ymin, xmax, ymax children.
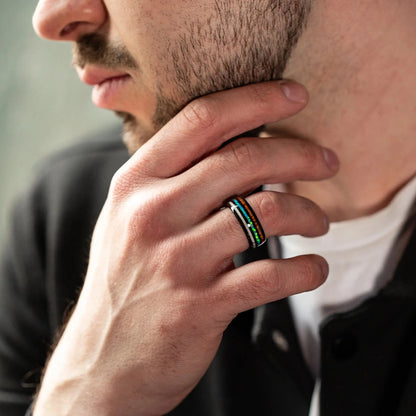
<box><xmin>32</xmin><ymin>81</ymin><xmax>336</xmax><ymax>416</ymax></box>
<box><xmin>35</xmin><ymin>0</ymin><xmax>312</xmax><ymax>152</ymax></box>
<box><xmin>264</xmin><ymin>1</ymin><xmax>416</xmax><ymax>220</ymax></box>
<box><xmin>30</xmin><ymin>0</ymin><xmax>416</xmax><ymax>414</ymax></box>
<box><xmin>31</xmin><ymin>2</ymin><xmax>337</xmax><ymax>414</ymax></box>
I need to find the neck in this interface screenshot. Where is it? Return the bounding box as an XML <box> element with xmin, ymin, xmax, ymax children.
<box><xmin>264</xmin><ymin>1</ymin><xmax>416</xmax><ymax>221</ymax></box>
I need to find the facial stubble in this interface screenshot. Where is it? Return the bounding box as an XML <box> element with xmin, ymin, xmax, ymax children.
<box><xmin>74</xmin><ymin>1</ymin><xmax>312</xmax><ymax>153</ymax></box>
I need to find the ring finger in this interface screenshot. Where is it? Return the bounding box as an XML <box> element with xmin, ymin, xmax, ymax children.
<box><xmin>185</xmin><ymin>190</ymin><xmax>329</xmax><ymax>273</ymax></box>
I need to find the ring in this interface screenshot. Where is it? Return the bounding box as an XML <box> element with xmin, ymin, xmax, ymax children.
<box><xmin>226</xmin><ymin>196</ymin><xmax>267</xmax><ymax>249</ymax></box>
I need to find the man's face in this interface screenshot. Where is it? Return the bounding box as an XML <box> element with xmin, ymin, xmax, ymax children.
<box><xmin>33</xmin><ymin>0</ymin><xmax>311</xmax><ymax>153</ymax></box>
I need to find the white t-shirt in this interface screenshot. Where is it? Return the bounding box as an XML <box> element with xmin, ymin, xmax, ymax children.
<box><xmin>267</xmin><ymin>176</ymin><xmax>416</xmax><ymax>415</ymax></box>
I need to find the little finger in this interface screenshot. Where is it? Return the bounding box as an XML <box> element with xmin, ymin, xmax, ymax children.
<box><xmin>209</xmin><ymin>255</ymin><xmax>328</xmax><ymax>319</ymax></box>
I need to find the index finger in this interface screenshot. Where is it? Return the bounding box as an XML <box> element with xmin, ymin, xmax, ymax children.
<box><xmin>130</xmin><ymin>80</ymin><xmax>308</xmax><ymax>179</ymax></box>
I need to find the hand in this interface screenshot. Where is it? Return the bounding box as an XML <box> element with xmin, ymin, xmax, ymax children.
<box><xmin>34</xmin><ymin>81</ymin><xmax>339</xmax><ymax>416</ymax></box>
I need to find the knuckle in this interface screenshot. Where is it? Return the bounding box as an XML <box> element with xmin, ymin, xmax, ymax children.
<box><xmin>132</xmin><ymin>184</ymin><xmax>188</xmax><ymax>241</ymax></box>
<box><xmin>257</xmin><ymin>267</ymin><xmax>279</xmax><ymax>295</ymax></box>
<box><xmin>254</xmin><ymin>192</ymin><xmax>292</xmax><ymax>234</ymax></box>
<box><xmin>223</xmin><ymin>139</ymin><xmax>260</xmax><ymax>177</ymax></box>
<box><xmin>255</xmin><ymin>192</ymin><xmax>280</xmax><ymax>222</ymax></box>
<box><xmin>248</xmin><ymin>83</ymin><xmax>274</xmax><ymax>113</ymax></box>
<box><xmin>164</xmin><ymin>237</ymin><xmax>191</xmax><ymax>265</ymax></box>
<box><xmin>295</xmin><ymin>256</ymin><xmax>322</xmax><ymax>286</ymax></box>
<box><xmin>298</xmin><ymin>196</ymin><xmax>317</xmax><ymax>214</ymax></box>
<box><xmin>296</xmin><ymin>141</ymin><xmax>321</xmax><ymax>170</ymax></box>
<box><xmin>159</xmin><ymin>291</ymin><xmax>214</xmax><ymax>338</ymax></box>
<box><xmin>111</xmin><ymin>180</ymin><xmax>183</xmax><ymax>237</ymax></box>
<box><xmin>250</xmin><ymin>262</ymin><xmax>282</xmax><ymax>298</ymax></box>
<box><xmin>109</xmin><ymin>166</ymin><xmax>134</xmax><ymax>200</ymax></box>
<box><xmin>125</xmin><ymin>191</ymin><xmax>169</xmax><ymax>240</ymax></box>
<box><xmin>181</xmin><ymin>98</ymin><xmax>217</xmax><ymax>131</ymax></box>
<box><xmin>296</xmin><ymin>197</ymin><xmax>320</xmax><ymax>221</ymax></box>
<box><xmin>124</xmin><ymin>201</ymin><xmax>154</xmax><ymax>242</ymax></box>
<box><xmin>159</xmin><ymin>307</ymin><xmax>188</xmax><ymax>334</ymax></box>
<box><xmin>148</xmin><ymin>182</ymin><xmax>179</xmax><ymax>213</ymax></box>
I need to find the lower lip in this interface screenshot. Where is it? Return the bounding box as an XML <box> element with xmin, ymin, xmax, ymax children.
<box><xmin>92</xmin><ymin>75</ymin><xmax>132</xmax><ymax>108</ymax></box>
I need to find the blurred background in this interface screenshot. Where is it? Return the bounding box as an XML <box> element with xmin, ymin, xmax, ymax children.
<box><xmin>0</xmin><ymin>1</ymin><xmax>118</xmax><ymax>249</ymax></box>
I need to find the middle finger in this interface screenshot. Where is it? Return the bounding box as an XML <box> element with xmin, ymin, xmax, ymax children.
<box><xmin>174</xmin><ymin>136</ymin><xmax>338</xmax><ymax>224</ymax></box>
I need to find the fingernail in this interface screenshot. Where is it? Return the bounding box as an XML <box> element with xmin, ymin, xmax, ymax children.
<box><xmin>279</xmin><ymin>80</ymin><xmax>308</xmax><ymax>103</ymax></box>
<box><xmin>319</xmin><ymin>257</ymin><xmax>329</xmax><ymax>279</ymax></box>
<box><xmin>322</xmin><ymin>147</ymin><xmax>339</xmax><ymax>172</ymax></box>
<box><xmin>323</xmin><ymin>214</ymin><xmax>330</xmax><ymax>232</ymax></box>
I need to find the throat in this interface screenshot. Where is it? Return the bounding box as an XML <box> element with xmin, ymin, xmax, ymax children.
<box><xmin>285</xmin><ymin>172</ymin><xmax>416</xmax><ymax>223</ymax></box>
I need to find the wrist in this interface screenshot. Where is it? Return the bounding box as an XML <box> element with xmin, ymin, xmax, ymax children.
<box><xmin>33</xmin><ymin>303</ymin><xmax>177</xmax><ymax>416</ymax></box>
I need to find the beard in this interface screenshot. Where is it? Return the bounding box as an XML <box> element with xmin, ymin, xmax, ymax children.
<box><xmin>73</xmin><ymin>0</ymin><xmax>312</xmax><ymax>153</ymax></box>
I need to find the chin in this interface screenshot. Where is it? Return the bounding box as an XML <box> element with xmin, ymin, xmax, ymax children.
<box><xmin>115</xmin><ymin>111</ymin><xmax>155</xmax><ymax>155</ymax></box>
<box><xmin>122</xmin><ymin>124</ymin><xmax>155</xmax><ymax>155</ymax></box>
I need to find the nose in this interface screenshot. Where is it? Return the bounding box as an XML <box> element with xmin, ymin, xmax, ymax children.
<box><xmin>33</xmin><ymin>0</ymin><xmax>107</xmax><ymax>41</ymax></box>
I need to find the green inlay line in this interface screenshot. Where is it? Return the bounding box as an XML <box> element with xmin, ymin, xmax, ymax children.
<box><xmin>232</xmin><ymin>199</ymin><xmax>262</xmax><ymax>244</ymax></box>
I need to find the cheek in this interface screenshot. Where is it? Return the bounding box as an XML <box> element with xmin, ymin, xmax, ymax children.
<box><xmin>103</xmin><ymin>0</ymin><xmax>217</xmax><ymax>101</ymax></box>
<box><xmin>105</xmin><ymin>1</ymin><xmax>174</xmax><ymax>52</ymax></box>
<box><xmin>109</xmin><ymin>7</ymin><xmax>169</xmax><ymax>82</ymax></box>
<box><xmin>104</xmin><ymin>1</ymin><xmax>208</xmax><ymax>72</ymax></box>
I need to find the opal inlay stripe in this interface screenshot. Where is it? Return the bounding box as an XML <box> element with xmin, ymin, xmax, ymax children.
<box><xmin>227</xmin><ymin>196</ymin><xmax>266</xmax><ymax>248</ymax></box>
<box><xmin>229</xmin><ymin>202</ymin><xmax>256</xmax><ymax>247</ymax></box>
<box><xmin>234</xmin><ymin>197</ymin><xmax>265</xmax><ymax>241</ymax></box>
<box><xmin>232</xmin><ymin>199</ymin><xmax>262</xmax><ymax>245</ymax></box>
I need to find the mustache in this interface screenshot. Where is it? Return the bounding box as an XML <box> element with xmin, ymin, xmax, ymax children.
<box><xmin>72</xmin><ymin>33</ymin><xmax>138</xmax><ymax>70</ymax></box>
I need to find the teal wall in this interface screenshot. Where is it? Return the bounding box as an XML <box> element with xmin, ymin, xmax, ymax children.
<box><xmin>0</xmin><ymin>1</ymin><xmax>117</xmax><ymax>248</ymax></box>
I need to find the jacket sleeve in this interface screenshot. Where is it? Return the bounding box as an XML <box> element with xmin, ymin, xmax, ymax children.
<box><xmin>0</xmin><ymin>182</ymin><xmax>51</xmax><ymax>416</ymax></box>
<box><xmin>0</xmin><ymin>130</ymin><xmax>128</xmax><ymax>416</ymax></box>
